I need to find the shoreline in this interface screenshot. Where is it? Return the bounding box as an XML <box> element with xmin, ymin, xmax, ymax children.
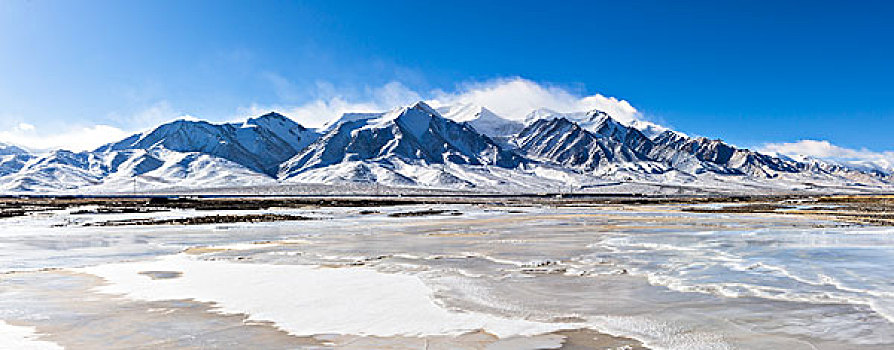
<box><xmin>3</xmin><ymin>193</ymin><xmax>893</xmax><ymax>227</ymax></box>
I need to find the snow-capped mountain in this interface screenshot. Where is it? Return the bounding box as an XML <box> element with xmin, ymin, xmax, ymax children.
<box><xmin>0</xmin><ymin>142</ymin><xmax>34</xmax><ymax>177</ymax></box>
<box><xmin>0</xmin><ymin>147</ymin><xmax>274</xmax><ymax>192</ymax></box>
<box><xmin>518</xmin><ymin>108</ymin><xmax>826</xmax><ymax>179</ymax></box>
<box><xmin>515</xmin><ymin>110</ymin><xmax>665</xmax><ymax>174</ymax></box>
<box><xmin>0</xmin><ymin>142</ymin><xmax>29</xmax><ymax>156</ymax></box>
<box><xmin>0</xmin><ymin>102</ymin><xmax>891</xmax><ymax>194</ymax></box>
<box><xmin>513</xmin><ymin>108</ymin><xmax>892</xmax><ymax>188</ymax></box>
<box><xmin>647</xmin><ymin>131</ymin><xmax>804</xmax><ymax>177</ymax></box>
<box><xmin>514</xmin><ymin>117</ymin><xmax>648</xmax><ymax>171</ymax></box>
<box><xmin>772</xmin><ymin>152</ymin><xmax>894</xmax><ymax>178</ymax></box>
<box><xmin>279</xmin><ymin>102</ymin><xmax>521</xmax><ymax>181</ymax></box>
<box><xmin>98</xmin><ymin>112</ymin><xmax>318</xmax><ymax>176</ymax></box>
<box><xmin>437</xmin><ymin>104</ymin><xmax>524</xmax><ymax>138</ymax></box>
<box><xmin>0</xmin><ymin>113</ymin><xmax>309</xmax><ymax>192</ymax></box>
<box><xmin>525</xmin><ymin>108</ymin><xmax>669</xmax><ymax>140</ymax></box>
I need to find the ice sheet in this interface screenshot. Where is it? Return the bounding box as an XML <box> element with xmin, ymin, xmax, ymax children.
<box><xmin>80</xmin><ymin>254</ymin><xmax>579</xmax><ymax>339</ymax></box>
<box><xmin>0</xmin><ymin>320</ymin><xmax>64</xmax><ymax>350</ymax></box>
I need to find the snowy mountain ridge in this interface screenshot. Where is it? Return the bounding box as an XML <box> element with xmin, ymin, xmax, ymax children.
<box><xmin>96</xmin><ymin>112</ymin><xmax>319</xmax><ymax>176</ymax></box>
<box><xmin>437</xmin><ymin>104</ymin><xmax>524</xmax><ymax>138</ymax></box>
<box><xmin>1</xmin><ymin>102</ymin><xmax>891</xmax><ymax>194</ymax></box>
<box><xmin>277</xmin><ymin>102</ymin><xmax>521</xmax><ymax>187</ymax></box>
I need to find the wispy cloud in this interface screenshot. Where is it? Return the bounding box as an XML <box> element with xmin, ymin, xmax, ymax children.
<box><xmin>240</xmin><ymin>81</ymin><xmax>423</xmax><ymax>127</ymax></box>
<box><xmin>13</xmin><ymin>122</ymin><xmax>34</xmax><ymax>132</ymax></box>
<box><xmin>248</xmin><ymin>76</ymin><xmax>642</xmax><ymax>128</ymax></box>
<box><xmin>429</xmin><ymin>77</ymin><xmax>641</xmax><ymax>123</ymax></box>
<box><xmin>760</xmin><ymin>140</ymin><xmax>894</xmax><ymax>172</ymax></box>
<box><xmin>124</xmin><ymin>101</ymin><xmax>182</xmax><ymax>129</ymax></box>
<box><xmin>0</xmin><ymin>77</ymin><xmax>652</xmax><ymax>151</ymax></box>
<box><xmin>0</xmin><ymin>124</ymin><xmax>131</xmax><ymax>153</ymax></box>
<box><xmin>0</xmin><ymin>101</ymin><xmax>184</xmax><ymax>152</ymax></box>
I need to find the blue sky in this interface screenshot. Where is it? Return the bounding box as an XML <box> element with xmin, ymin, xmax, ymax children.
<box><xmin>0</xmin><ymin>1</ymin><xmax>891</xmax><ymax>158</ymax></box>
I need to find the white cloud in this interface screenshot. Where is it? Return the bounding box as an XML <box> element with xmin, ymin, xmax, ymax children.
<box><xmin>760</xmin><ymin>140</ymin><xmax>894</xmax><ymax>172</ymax></box>
<box><xmin>14</xmin><ymin>122</ymin><xmax>35</xmax><ymax>132</ymax></box>
<box><xmin>761</xmin><ymin>140</ymin><xmax>888</xmax><ymax>159</ymax></box>
<box><xmin>429</xmin><ymin>77</ymin><xmax>641</xmax><ymax>123</ymax></box>
<box><xmin>117</xmin><ymin>100</ymin><xmax>182</xmax><ymax>129</ymax></box>
<box><xmin>0</xmin><ymin>101</ymin><xmax>192</xmax><ymax>153</ymax></box>
<box><xmin>242</xmin><ymin>97</ymin><xmax>382</xmax><ymax>128</ymax></box>
<box><xmin>242</xmin><ymin>81</ymin><xmax>423</xmax><ymax>127</ymax></box>
<box><xmin>246</xmin><ymin>77</ymin><xmax>641</xmax><ymax>128</ymax></box>
<box><xmin>0</xmin><ymin>124</ymin><xmax>130</xmax><ymax>153</ymax></box>
<box><xmin>262</xmin><ymin>72</ymin><xmax>302</xmax><ymax>102</ymax></box>
<box><xmin>0</xmin><ymin>77</ymin><xmax>646</xmax><ymax>151</ymax></box>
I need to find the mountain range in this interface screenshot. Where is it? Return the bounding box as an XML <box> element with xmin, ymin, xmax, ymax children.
<box><xmin>1</xmin><ymin>101</ymin><xmax>891</xmax><ymax>194</ymax></box>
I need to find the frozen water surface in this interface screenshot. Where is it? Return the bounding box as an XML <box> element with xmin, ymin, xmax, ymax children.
<box><xmin>0</xmin><ymin>204</ymin><xmax>892</xmax><ymax>349</ymax></box>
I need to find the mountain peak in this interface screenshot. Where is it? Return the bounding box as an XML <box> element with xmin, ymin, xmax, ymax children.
<box><xmin>434</xmin><ymin>104</ymin><xmax>523</xmax><ymax>138</ymax></box>
<box><xmin>244</xmin><ymin>111</ymin><xmax>304</xmax><ymax>130</ymax></box>
<box><xmin>475</xmin><ymin>106</ymin><xmax>500</xmax><ymax>119</ymax></box>
<box><xmin>524</xmin><ymin>108</ymin><xmax>562</xmax><ymax>123</ymax></box>
<box><xmin>585</xmin><ymin>109</ymin><xmax>611</xmax><ymax>120</ymax></box>
<box><xmin>584</xmin><ymin>109</ymin><xmax>619</xmax><ymax>127</ymax></box>
<box><xmin>653</xmin><ymin>130</ymin><xmax>688</xmax><ymax>144</ymax></box>
<box><xmin>523</xmin><ymin>108</ymin><xmax>622</xmax><ymax>137</ymax></box>
<box><xmin>251</xmin><ymin>111</ymin><xmax>289</xmax><ymax>122</ymax></box>
<box><xmin>437</xmin><ymin>103</ymin><xmax>485</xmax><ymax>121</ymax></box>
<box><xmin>409</xmin><ymin>101</ymin><xmax>438</xmax><ymax>115</ymax></box>
<box><xmin>628</xmin><ymin>120</ymin><xmax>671</xmax><ymax>139</ymax></box>
<box><xmin>379</xmin><ymin>101</ymin><xmax>440</xmax><ymax>138</ymax></box>
<box><xmin>0</xmin><ymin>141</ymin><xmax>30</xmax><ymax>156</ymax></box>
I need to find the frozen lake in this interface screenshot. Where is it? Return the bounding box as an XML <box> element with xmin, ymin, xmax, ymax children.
<box><xmin>1</xmin><ymin>204</ymin><xmax>892</xmax><ymax>349</ymax></box>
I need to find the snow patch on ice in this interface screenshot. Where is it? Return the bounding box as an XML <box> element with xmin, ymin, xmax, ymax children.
<box><xmin>0</xmin><ymin>320</ymin><xmax>64</xmax><ymax>350</ymax></box>
<box><xmin>80</xmin><ymin>254</ymin><xmax>580</xmax><ymax>339</ymax></box>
